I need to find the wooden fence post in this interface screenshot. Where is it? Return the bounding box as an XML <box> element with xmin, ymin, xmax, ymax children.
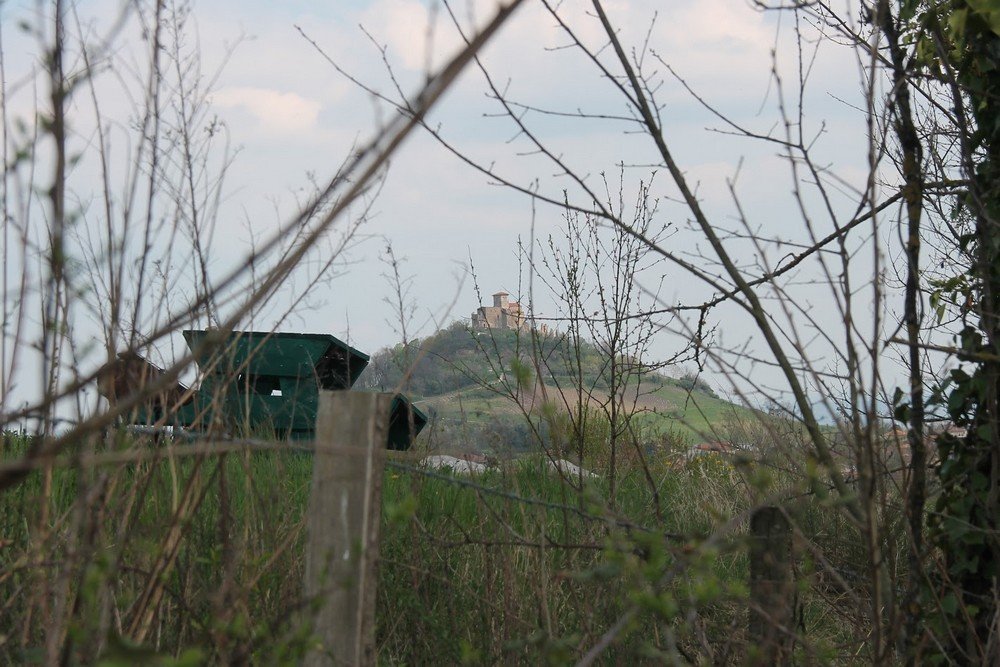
<box><xmin>748</xmin><ymin>505</ymin><xmax>794</xmax><ymax>665</ymax></box>
<box><xmin>304</xmin><ymin>391</ymin><xmax>392</xmax><ymax>667</ymax></box>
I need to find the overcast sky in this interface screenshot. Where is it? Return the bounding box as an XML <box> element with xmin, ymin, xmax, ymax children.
<box><xmin>4</xmin><ymin>0</ymin><xmax>900</xmax><ymax>412</ymax></box>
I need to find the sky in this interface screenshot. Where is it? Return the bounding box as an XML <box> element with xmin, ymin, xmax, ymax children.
<box><xmin>2</xmin><ymin>0</ymin><xmax>906</xmax><ymax>416</ymax></box>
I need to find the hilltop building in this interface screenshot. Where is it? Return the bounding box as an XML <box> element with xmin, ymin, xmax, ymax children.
<box><xmin>471</xmin><ymin>291</ymin><xmax>526</xmax><ymax>331</ymax></box>
<box><xmin>470</xmin><ymin>291</ymin><xmax>551</xmax><ymax>335</ymax></box>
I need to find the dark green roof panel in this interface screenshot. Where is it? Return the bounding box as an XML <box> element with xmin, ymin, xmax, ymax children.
<box><xmin>182</xmin><ymin>330</ymin><xmax>369</xmax><ymax>388</ymax></box>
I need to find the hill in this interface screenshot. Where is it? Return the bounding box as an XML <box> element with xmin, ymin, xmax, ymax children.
<box><xmin>357</xmin><ymin>322</ymin><xmax>753</xmax><ymax>450</ymax></box>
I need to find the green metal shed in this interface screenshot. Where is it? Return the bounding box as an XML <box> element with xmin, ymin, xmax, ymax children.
<box><xmin>182</xmin><ymin>330</ymin><xmax>371</xmax><ymax>440</ymax></box>
<box><xmin>112</xmin><ymin>330</ymin><xmax>426</xmax><ymax>449</ymax></box>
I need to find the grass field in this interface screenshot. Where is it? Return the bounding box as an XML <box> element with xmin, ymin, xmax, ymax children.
<box><xmin>365</xmin><ymin>323</ymin><xmax>760</xmax><ymax>447</ymax></box>
<box><xmin>415</xmin><ymin>377</ymin><xmax>758</xmax><ymax>449</ymax></box>
<box><xmin>0</xmin><ymin>428</ymin><xmax>875</xmax><ymax>664</ymax></box>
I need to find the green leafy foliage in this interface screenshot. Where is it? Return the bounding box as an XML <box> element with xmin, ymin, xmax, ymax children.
<box><xmin>906</xmin><ymin>0</ymin><xmax>1000</xmax><ymax>658</ymax></box>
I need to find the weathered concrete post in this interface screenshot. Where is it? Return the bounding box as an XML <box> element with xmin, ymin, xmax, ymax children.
<box><xmin>304</xmin><ymin>391</ymin><xmax>392</xmax><ymax>667</ymax></box>
<box><xmin>748</xmin><ymin>505</ymin><xmax>794</xmax><ymax>665</ymax></box>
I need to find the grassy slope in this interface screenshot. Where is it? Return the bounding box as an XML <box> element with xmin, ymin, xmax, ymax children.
<box><xmin>362</xmin><ymin>323</ymin><xmax>759</xmax><ymax>445</ymax></box>
<box><xmin>415</xmin><ymin>379</ymin><xmax>753</xmax><ymax>443</ymax></box>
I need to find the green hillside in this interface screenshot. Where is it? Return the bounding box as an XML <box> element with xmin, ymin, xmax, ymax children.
<box><xmin>358</xmin><ymin>322</ymin><xmax>754</xmax><ymax>449</ymax></box>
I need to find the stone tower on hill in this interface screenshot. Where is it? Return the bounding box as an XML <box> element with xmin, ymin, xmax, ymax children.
<box><xmin>470</xmin><ymin>291</ymin><xmax>526</xmax><ymax>331</ymax></box>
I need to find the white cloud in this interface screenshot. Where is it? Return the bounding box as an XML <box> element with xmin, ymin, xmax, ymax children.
<box><xmin>213</xmin><ymin>86</ymin><xmax>322</xmax><ymax>134</ymax></box>
<box><xmin>362</xmin><ymin>0</ymin><xmax>467</xmax><ymax>73</ymax></box>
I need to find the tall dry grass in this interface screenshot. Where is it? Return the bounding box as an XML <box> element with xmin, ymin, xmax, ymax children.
<box><xmin>0</xmin><ymin>427</ymin><xmax>889</xmax><ymax>664</ymax></box>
